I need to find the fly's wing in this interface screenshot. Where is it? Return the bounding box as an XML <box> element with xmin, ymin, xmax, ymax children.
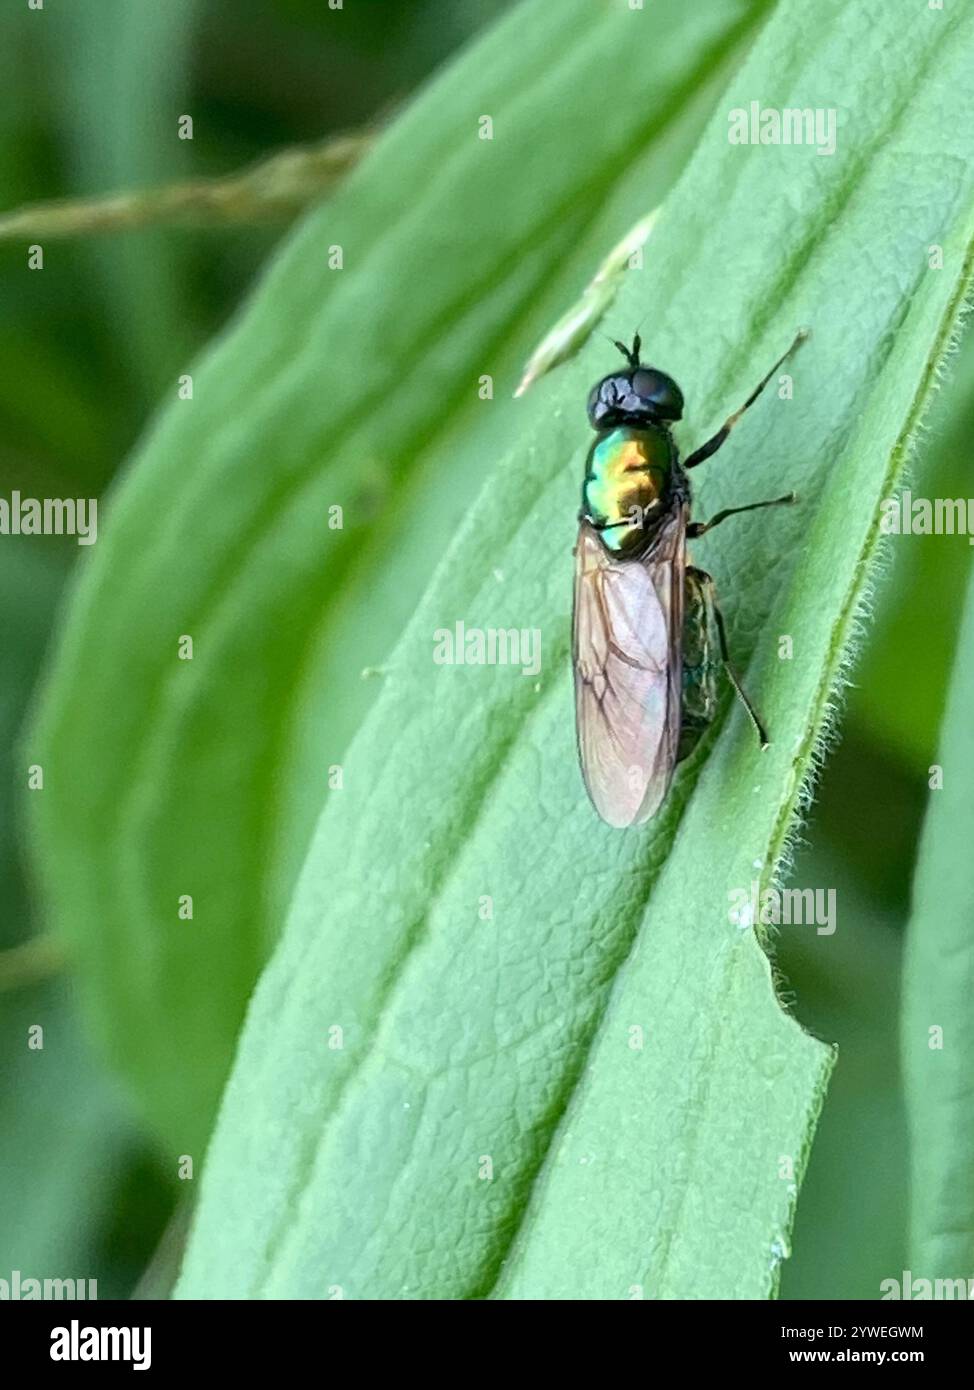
<box><xmin>573</xmin><ymin>510</ymin><xmax>686</xmax><ymax>827</ymax></box>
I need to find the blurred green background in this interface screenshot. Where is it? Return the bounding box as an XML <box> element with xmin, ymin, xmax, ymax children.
<box><xmin>1</xmin><ymin>0</ymin><xmax>969</xmax><ymax>1299</ymax></box>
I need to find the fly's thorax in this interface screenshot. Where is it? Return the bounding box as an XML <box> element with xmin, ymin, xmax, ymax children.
<box><xmin>581</xmin><ymin>424</ymin><xmax>680</xmax><ymax>556</ymax></box>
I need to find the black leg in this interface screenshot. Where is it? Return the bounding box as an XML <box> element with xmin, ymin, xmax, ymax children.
<box><xmin>684</xmin><ymin>329</ymin><xmax>808</xmax><ymax>471</ymax></box>
<box><xmin>693</xmin><ymin>567</ymin><xmax>769</xmax><ymax>748</ymax></box>
<box><xmin>686</xmin><ymin>492</ymin><xmax>795</xmax><ymax>539</ymax></box>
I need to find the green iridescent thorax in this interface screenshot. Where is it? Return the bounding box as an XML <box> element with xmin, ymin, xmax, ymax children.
<box><xmin>581</xmin><ymin>424</ymin><xmax>676</xmax><ymax>555</ymax></box>
<box><xmin>678</xmin><ymin>570</ymin><xmax>721</xmax><ymax>762</ymax></box>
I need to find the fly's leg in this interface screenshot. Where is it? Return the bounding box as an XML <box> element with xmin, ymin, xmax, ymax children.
<box><xmin>686</xmin><ymin>492</ymin><xmax>795</xmax><ymax>539</ymax></box>
<box><xmin>684</xmin><ymin>329</ymin><xmax>808</xmax><ymax>471</ymax></box>
<box><xmin>692</xmin><ymin>567</ymin><xmax>769</xmax><ymax>749</ymax></box>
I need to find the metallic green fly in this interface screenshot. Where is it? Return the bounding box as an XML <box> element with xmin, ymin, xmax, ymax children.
<box><xmin>573</xmin><ymin>329</ymin><xmax>806</xmax><ymax>827</ymax></box>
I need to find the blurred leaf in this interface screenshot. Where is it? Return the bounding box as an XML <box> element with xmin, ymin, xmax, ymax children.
<box><xmin>901</xmin><ymin>558</ymin><xmax>974</xmax><ymax>1285</ymax></box>
<box><xmin>46</xmin><ymin>0</ymin><xmax>203</xmax><ymax>395</ymax></box>
<box><xmin>28</xmin><ymin>0</ymin><xmax>770</xmax><ymax>1154</ymax></box>
<box><xmin>1</xmin><ymin>544</ymin><xmax>66</xmax><ymax>934</ymax></box>
<box><xmin>780</xmin><ymin>334</ymin><xmax>974</xmax><ymax>1298</ymax></box>
<box><xmin>0</xmin><ymin>541</ymin><xmax>165</xmax><ymax>1299</ymax></box>
<box><xmin>849</xmin><ymin>327</ymin><xmax>974</xmax><ymax>773</ymax></box>
<box><xmin>176</xmin><ymin>0</ymin><xmax>974</xmax><ymax>1298</ymax></box>
<box><xmin>777</xmin><ymin>846</ymin><xmax>908</xmax><ymax>1299</ymax></box>
<box><xmin>0</xmin><ymin>979</ymin><xmax>138</xmax><ymax>1295</ymax></box>
<box><xmin>0</xmin><ymin>331</ymin><xmax>108</xmax><ymax>482</ymax></box>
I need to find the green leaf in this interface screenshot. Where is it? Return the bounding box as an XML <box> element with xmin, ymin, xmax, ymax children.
<box><xmin>777</xmin><ymin>846</ymin><xmax>908</xmax><ymax>1300</ymax></box>
<box><xmin>901</xmin><ymin>560</ymin><xmax>974</xmax><ymax>1284</ymax></box>
<box><xmin>780</xmin><ymin>332</ymin><xmax>974</xmax><ymax>1301</ymax></box>
<box><xmin>46</xmin><ymin>0</ymin><xmax>203</xmax><ymax>394</ymax></box>
<box><xmin>175</xmin><ymin>0</ymin><xmax>974</xmax><ymax>1298</ymax></box>
<box><xmin>0</xmin><ymin>544</ymin><xmax>147</xmax><ymax>1297</ymax></box>
<box><xmin>1</xmin><ymin>545</ymin><xmax>66</xmax><ymax>931</ymax></box>
<box><xmin>0</xmin><ymin>979</ymin><xmax>136</xmax><ymax>1290</ymax></box>
<box><xmin>28</xmin><ymin>0</ymin><xmax>769</xmax><ymax>1153</ymax></box>
<box><xmin>849</xmin><ymin>326</ymin><xmax>974</xmax><ymax>774</ymax></box>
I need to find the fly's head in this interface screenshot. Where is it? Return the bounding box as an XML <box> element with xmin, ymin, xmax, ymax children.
<box><xmin>587</xmin><ymin>333</ymin><xmax>685</xmax><ymax>430</ymax></box>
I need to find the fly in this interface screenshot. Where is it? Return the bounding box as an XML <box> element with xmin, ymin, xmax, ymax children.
<box><xmin>573</xmin><ymin>328</ymin><xmax>807</xmax><ymax>827</ymax></box>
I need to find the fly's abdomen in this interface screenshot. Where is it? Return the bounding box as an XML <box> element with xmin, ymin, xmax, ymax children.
<box><xmin>678</xmin><ymin>568</ymin><xmax>721</xmax><ymax>762</ymax></box>
<box><xmin>581</xmin><ymin>424</ymin><xmax>675</xmax><ymax>555</ymax></box>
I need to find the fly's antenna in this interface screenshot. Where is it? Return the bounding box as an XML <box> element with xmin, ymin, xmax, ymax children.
<box><xmin>613</xmin><ymin>337</ymin><xmax>640</xmax><ymax>367</ymax></box>
<box><xmin>610</xmin><ymin>325</ymin><xmax>645</xmax><ymax>367</ymax></box>
<box><xmin>628</xmin><ymin>300</ymin><xmax>658</xmax><ymax>362</ymax></box>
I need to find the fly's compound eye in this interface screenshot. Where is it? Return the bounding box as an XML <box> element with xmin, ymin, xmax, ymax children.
<box><xmin>630</xmin><ymin>369</ymin><xmax>657</xmax><ymax>396</ymax></box>
<box><xmin>630</xmin><ymin>368</ymin><xmax>684</xmax><ymax>422</ymax></box>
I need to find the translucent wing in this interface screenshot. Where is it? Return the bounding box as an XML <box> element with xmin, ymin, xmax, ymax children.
<box><xmin>573</xmin><ymin>510</ymin><xmax>686</xmax><ymax>827</ymax></box>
